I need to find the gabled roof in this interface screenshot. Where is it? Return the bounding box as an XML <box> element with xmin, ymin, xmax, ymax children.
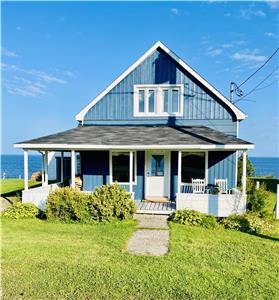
<box><xmin>76</xmin><ymin>41</ymin><xmax>247</xmax><ymax>122</ymax></box>
<box><xmin>14</xmin><ymin>125</ymin><xmax>253</xmax><ymax>150</ymax></box>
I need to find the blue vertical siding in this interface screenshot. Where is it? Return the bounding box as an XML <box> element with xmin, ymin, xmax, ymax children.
<box><xmin>81</xmin><ymin>150</ymin><xmax>145</xmax><ymax>200</ymax></box>
<box><xmin>133</xmin><ymin>151</ymin><xmax>145</xmax><ymax>200</ymax></box>
<box><xmin>80</xmin><ymin>150</ymin><xmax>236</xmax><ymax>198</ymax></box>
<box><xmin>170</xmin><ymin>151</ymin><xmax>178</xmax><ymax>200</ymax></box>
<box><xmin>208</xmin><ymin>151</ymin><xmax>236</xmax><ymax>189</ymax></box>
<box><xmin>83</xmin><ymin>48</ymin><xmax>237</xmax><ymax>135</ymax></box>
<box><xmin>81</xmin><ymin>151</ymin><xmax>109</xmax><ymax>191</ymax></box>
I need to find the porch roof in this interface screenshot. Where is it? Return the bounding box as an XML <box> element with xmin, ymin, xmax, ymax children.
<box><xmin>14</xmin><ymin>125</ymin><xmax>254</xmax><ymax>150</ymax></box>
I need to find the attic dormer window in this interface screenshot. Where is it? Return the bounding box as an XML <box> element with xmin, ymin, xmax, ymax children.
<box><xmin>133</xmin><ymin>84</ymin><xmax>184</xmax><ymax>117</ymax></box>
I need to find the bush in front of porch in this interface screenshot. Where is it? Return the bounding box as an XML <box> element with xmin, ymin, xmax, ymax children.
<box><xmin>45</xmin><ymin>184</ymin><xmax>136</xmax><ymax>223</ymax></box>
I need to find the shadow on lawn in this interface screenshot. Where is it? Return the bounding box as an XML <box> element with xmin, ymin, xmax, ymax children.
<box><xmin>253</xmin><ymin>233</ymin><xmax>279</xmax><ymax>242</ymax></box>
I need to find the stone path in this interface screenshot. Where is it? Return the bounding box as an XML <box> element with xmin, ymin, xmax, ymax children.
<box><xmin>127</xmin><ymin>214</ymin><xmax>169</xmax><ymax>256</ymax></box>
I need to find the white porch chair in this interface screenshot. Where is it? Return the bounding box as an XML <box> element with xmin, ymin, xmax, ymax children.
<box><xmin>215</xmin><ymin>179</ymin><xmax>228</xmax><ymax>194</ymax></box>
<box><xmin>191</xmin><ymin>179</ymin><xmax>206</xmax><ymax>194</ymax></box>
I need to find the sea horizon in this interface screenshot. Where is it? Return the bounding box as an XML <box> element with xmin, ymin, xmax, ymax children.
<box><xmin>1</xmin><ymin>154</ymin><xmax>278</xmax><ymax>180</ymax></box>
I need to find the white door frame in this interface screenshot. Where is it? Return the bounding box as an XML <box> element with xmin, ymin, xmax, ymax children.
<box><xmin>144</xmin><ymin>150</ymin><xmax>170</xmax><ymax>199</ymax></box>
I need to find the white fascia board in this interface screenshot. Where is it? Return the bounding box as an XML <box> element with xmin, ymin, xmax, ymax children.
<box><xmin>75</xmin><ymin>41</ymin><xmax>246</xmax><ymax>122</ymax></box>
<box><xmin>14</xmin><ymin>143</ymin><xmax>254</xmax><ymax>150</ymax></box>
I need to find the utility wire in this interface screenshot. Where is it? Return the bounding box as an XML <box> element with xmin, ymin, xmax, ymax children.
<box><xmin>254</xmin><ymin>78</ymin><xmax>279</xmax><ymax>92</ymax></box>
<box><xmin>235</xmin><ymin>66</ymin><xmax>279</xmax><ymax>103</ymax></box>
<box><xmin>238</xmin><ymin>47</ymin><xmax>279</xmax><ymax>88</ymax></box>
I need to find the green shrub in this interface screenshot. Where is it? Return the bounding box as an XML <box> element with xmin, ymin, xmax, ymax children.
<box><xmin>45</xmin><ymin>187</ymin><xmax>91</xmax><ymax>223</ymax></box>
<box><xmin>220</xmin><ymin>213</ymin><xmax>273</xmax><ymax>234</ymax></box>
<box><xmin>2</xmin><ymin>203</ymin><xmax>39</xmax><ymax>219</ymax></box>
<box><xmin>88</xmin><ymin>183</ymin><xmax>136</xmax><ymax>222</ymax></box>
<box><xmin>169</xmin><ymin>209</ymin><xmax>204</xmax><ymax>226</ymax></box>
<box><xmin>247</xmin><ymin>186</ymin><xmax>269</xmax><ymax>217</ymax></box>
<box><xmin>201</xmin><ymin>215</ymin><xmax>218</xmax><ymax>229</ymax></box>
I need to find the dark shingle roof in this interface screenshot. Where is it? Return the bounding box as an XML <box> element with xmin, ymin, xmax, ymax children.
<box><xmin>16</xmin><ymin>125</ymin><xmax>253</xmax><ymax>147</ymax></box>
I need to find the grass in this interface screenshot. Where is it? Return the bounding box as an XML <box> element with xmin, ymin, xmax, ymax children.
<box><xmin>0</xmin><ymin>179</ymin><xmax>42</xmax><ymax>203</ymax></box>
<box><xmin>2</xmin><ymin>219</ymin><xmax>279</xmax><ymax>300</ymax></box>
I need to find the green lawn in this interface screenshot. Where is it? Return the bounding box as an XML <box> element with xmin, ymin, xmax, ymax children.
<box><xmin>0</xmin><ymin>179</ymin><xmax>42</xmax><ymax>204</ymax></box>
<box><xmin>0</xmin><ymin>179</ymin><xmax>42</xmax><ymax>195</ymax></box>
<box><xmin>2</xmin><ymin>219</ymin><xmax>279</xmax><ymax>300</ymax></box>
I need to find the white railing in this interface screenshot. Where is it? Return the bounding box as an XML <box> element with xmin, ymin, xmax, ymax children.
<box><xmin>176</xmin><ymin>187</ymin><xmax>246</xmax><ymax>217</ymax></box>
<box><xmin>22</xmin><ymin>182</ymin><xmax>62</xmax><ymax>211</ymax></box>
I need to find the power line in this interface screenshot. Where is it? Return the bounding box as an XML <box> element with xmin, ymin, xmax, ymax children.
<box><xmin>254</xmin><ymin>78</ymin><xmax>279</xmax><ymax>92</ymax></box>
<box><xmin>235</xmin><ymin>66</ymin><xmax>279</xmax><ymax>103</ymax></box>
<box><xmin>238</xmin><ymin>47</ymin><xmax>279</xmax><ymax>88</ymax></box>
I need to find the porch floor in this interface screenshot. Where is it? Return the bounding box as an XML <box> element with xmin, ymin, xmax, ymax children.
<box><xmin>135</xmin><ymin>201</ymin><xmax>176</xmax><ymax>215</ymax></box>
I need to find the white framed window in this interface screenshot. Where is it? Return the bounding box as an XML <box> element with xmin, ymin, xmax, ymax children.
<box><xmin>133</xmin><ymin>84</ymin><xmax>184</xmax><ymax>117</ymax></box>
<box><xmin>181</xmin><ymin>151</ymin><xmax>208</xmax><ymax>184</ymax></box>
<box><xmin>110</xmin><ymin>151</ymin><xmax>137</xmax><ymax>185</ymax></box>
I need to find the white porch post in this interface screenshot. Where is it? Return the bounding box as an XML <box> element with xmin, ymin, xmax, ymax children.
<box><xmin>44</xmin><ymin>151</ymin><xmax>48</xmax><ymax>186</ymax></box>
<box><xmin>71</xmin><ymin>150</ymin><xmax>76</xmax><ymax>188</ymax></box>
<box><xmin>41</xmin><ymin>152</ymin><xmax>45</xmax><ymax>185</ymax></box>
<box><xmin>24</xmin><ymin>149</ymin><xmax>28</xmax><ymax>191</ymax></box>
<box><xmin>61</xmin><ymin>151</ymin><xmax>64</xmax><ymax>183</ymax></box>
<box><xmin>242</xmin><ymin>150</ymin><xmax>247</xmax><ymax>195</ymax></box>
<box><xmin>177</xmin><ymin>151</ymin><xmax>182</xmax><ymax>194</ymax></box>
<box><xmin>129</xmin><ymin>151</ymin><xmax>133</xmax><ymax>193</ymax></box>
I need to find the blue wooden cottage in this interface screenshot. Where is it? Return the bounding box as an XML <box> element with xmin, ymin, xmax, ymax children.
<box><xmin>15</xmin><ymin>41</ymin><xmax>254</xmax><ymax>216</ymax></box>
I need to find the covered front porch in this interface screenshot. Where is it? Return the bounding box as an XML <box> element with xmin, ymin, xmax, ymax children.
<box><xmin>15</xmin><ymin>125</ymin><xmax>253</xmax><ymax>216</ymax></box>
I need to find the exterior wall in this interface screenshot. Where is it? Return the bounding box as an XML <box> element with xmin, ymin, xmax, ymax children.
<box><xmin>208</xmin><ymin>151</ymin><xmax>236</xmax><ymax>190</ymax></box>
<box><xmin>83</xmin><ymin>49</ymin><xmax>237</xmax><ymax>136</ymax></box>
<box><xmin>80</xmin><ymin>150</ymin><xmax>145</xmax><ymax>200</ymax></box>
<box><xmin>81</xmin><ymin>150</ymin><xmax>236</xmax><ymax>200</ymax></box>
<box><xmin>81</xmin><ymin>151</ymin><xmax>110</xmax><ymax>192</ymax></box>
<box><xmin>170</xmin><ymin>151</ymin><xmax>178</xmax><ymax>200</ymax></box>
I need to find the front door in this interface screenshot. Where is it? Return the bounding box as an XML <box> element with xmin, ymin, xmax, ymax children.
<box><xmin>146</xmin><ymin>151</ymin><xmax>170</xmax><ymax>198</ymax></box>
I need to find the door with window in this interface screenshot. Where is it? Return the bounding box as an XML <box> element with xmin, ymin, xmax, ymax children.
<box><xmin>146</xmin><ymin>151</ymin><xmax>170</xmax><ymax>198</ymax></box>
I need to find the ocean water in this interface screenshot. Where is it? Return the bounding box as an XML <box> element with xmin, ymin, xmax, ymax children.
<box><xmin>0</xmin><ymin>155</ymin><xmax>278</xmax><ymax>179</ymax></box>
<box><xmin>250</xmin><ymin>157</ymin><xmax>279</xmax><ymax>179</ymax></box>
<box><xmin>0</xmin><ymin>154</ymin><xmax>42</xmax><ymax>179</ymax></box>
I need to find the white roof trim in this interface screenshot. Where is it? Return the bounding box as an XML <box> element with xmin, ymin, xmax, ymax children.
<box><xmin>75</xmin><ymin>41</ymin><xmax>246</xmax><ymax>122</ymax></box>
<box><xmin>14</xmin><ymin>143</ymin><xmax>254</xmax><ymax>150</ymax></box>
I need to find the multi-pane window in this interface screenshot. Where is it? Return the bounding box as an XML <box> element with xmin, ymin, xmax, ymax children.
<box><xmin>134</xmin><ymin>84</ymin><xmax>183</xmax><ymax>116</ymax></box>
<box><xmin>151</xmin><ymin>155</ymin><xmax>164</xmax><ymax>176</ymax></box>
<box><xmin>112</xmin><ymin>152</ymin><xmax>136</xmax><ymax>184</ymax></box>
<box><xmin>181</xmin><ymin>152</ymin><xmax>206</xmax><ymax>183</ymax></box>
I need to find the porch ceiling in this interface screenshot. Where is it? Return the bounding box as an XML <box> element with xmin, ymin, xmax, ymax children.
<box><xmin>14</xmin><ymin>125</ymin><xmax>253</xmax><ymax>151</ymax></box>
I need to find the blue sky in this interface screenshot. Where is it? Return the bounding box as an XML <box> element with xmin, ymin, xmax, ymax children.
<box><xmin>2</xmin><ymin>1</ymin><xmax>279</xmax><ymax>156</ymax></box>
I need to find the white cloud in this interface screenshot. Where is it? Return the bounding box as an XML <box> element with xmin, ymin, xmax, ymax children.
<box><xmin>207</xmin><ymin>48</ymin><xmax>223</xmax><ymax>57</ymax></box>
<box><xmin>170</xmin><ymin>8</ymin><xmax>180</xmax><ymax>16</ymax></box>
<box><xmin>265</xmin><ymin>32</ymin><xmax>276</xmax><ymax>38</ymax></box>
<box><xmin>1</xmin><ymin>47</ymin><xmax>19</xmax><ymax>58</ymax></box>
<box><xmin>2</xmin><ymin>62</ymin><xmax>68</xmax><ymax>98</ymax></box>
<box><xmin>240</xmin><ymin>7</ymin><xmax>266</xmax><ymax>19</ymax></box>
<box><xmin>231</xmin><ymin>49</ymin><xmax>267</xmax><ymax>63</ymax></box>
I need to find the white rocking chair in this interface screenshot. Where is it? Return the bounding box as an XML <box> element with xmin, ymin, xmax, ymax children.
<box><xmin>215</xmin><ymin>179</ymin><xmax>228</xmax><ymax>194</ymax></box>
<box><xmin>191</xmin><ymin>179</ymin><xmax>206</xmax><ymax>194</ymax></box>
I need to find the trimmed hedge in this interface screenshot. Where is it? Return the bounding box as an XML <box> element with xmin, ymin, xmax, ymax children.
<box><xmin>2</xmin><ymin>203</ymin><xmax>39</xmax><ymax>219</ymax></box>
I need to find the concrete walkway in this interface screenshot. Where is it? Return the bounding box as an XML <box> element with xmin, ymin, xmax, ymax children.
<box><xmin>127</xmin><ymin>214</ymin><xmax>169</xmax><ymax>256</ymax></box>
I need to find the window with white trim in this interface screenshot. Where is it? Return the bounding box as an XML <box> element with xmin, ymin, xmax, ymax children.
<box><xmin>111</xmin><ymin>152</ymin><xmax>136</xmax><ymax>184</ymax></box>
<box><xmin>134</xmin><ymin>84</ymin><xmax>184</xmax><ymax>117</ymax></box>
<box><xmin>181</xmin><ymin>152</ymin><xmax>206</xmax><ymax>183</ymax></box>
